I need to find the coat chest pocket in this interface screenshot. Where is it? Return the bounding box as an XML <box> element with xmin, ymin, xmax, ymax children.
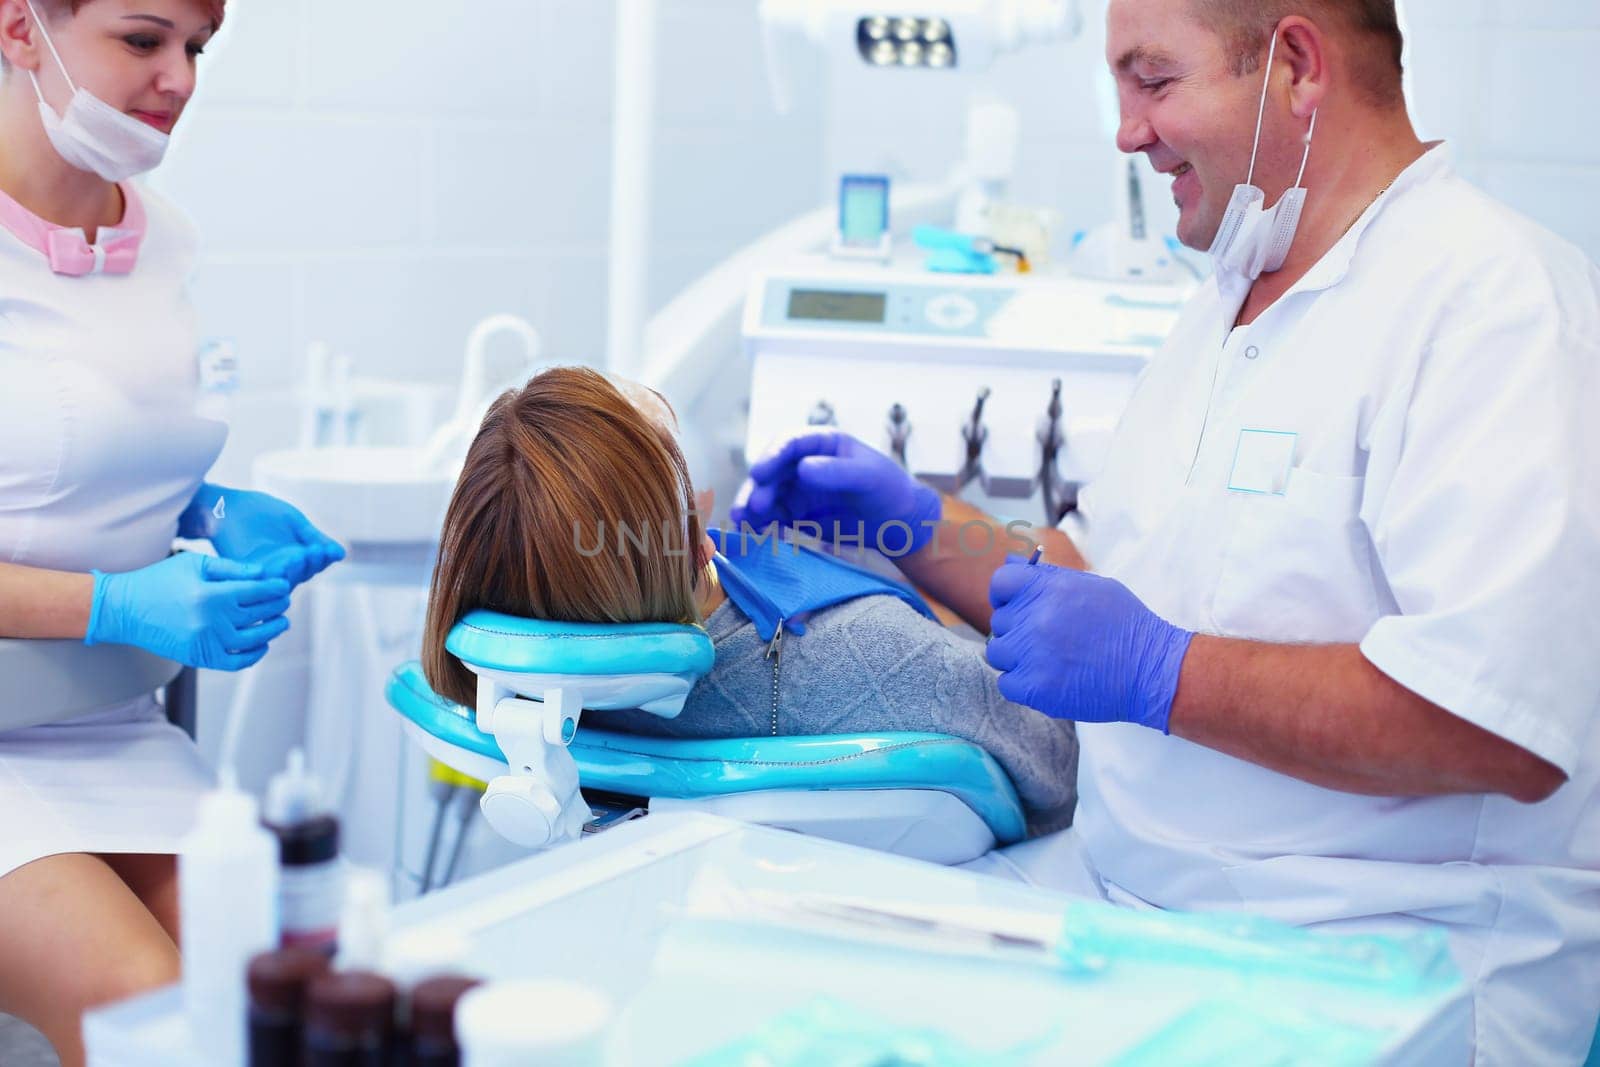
<box><xmin>1211</xmin><ymin>468</ymin><xmax>1382</xmax><ymax>642</ymax></box>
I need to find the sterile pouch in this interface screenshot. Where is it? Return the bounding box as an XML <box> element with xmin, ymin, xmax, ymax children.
<box><xmin>1056</xmin><ymin>901</ymin><xmax>1458</xmax><ymax>993</ymax></box>
<box><xmin>684</xmin><ymin>998</ymin><xmax>1031</xmax><ymax>1067</ymax></box>
<box><xmin>1109</xmin><ymin>1000</ymin><xmax>1387</xmax><ymax>1067</ymax></box>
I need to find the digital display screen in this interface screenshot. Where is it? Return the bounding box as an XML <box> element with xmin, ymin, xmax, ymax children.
<box><xmin>840</xmin><ymin>179</ymin><xmax>889</xmax><ymax>243</ymax></box>
<box><xmin>787</xmin><ymin>289</ymin><xmax>887</xmax><ymax>324</ymax></box>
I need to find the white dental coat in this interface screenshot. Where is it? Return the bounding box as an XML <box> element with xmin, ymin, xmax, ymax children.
<box><xmin>1070</xmin><ymin>145</ymin><xmax>1600</xmax><ymax>1063</ymax></box>
<box><xmin>0</xmin><ymin>183</ymin><xmax>222</xmax><ymax>878</ymax></box>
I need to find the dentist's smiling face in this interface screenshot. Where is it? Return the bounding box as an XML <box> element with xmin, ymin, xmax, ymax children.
<box><xmin>22</xmin><ymin>0</ymin><xmax>218</xmax><ymax>135</ymax></box>
<box><xmin>1106</xmin><ymin>0</ymin><xmax>1269</xmax><ymax>250</ymax></box>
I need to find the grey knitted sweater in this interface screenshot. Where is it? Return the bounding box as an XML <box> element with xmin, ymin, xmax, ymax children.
<box><xmin>593</xmin><ymin>593</ymin><xmax>1078</xmax><ymax>836</ymax></box>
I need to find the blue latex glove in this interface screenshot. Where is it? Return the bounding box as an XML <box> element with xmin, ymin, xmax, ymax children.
<box><xmin>85</xmin><ymin>553</ymin><xmax>293</xmax><ymax>672</ymax></box>
<box><xmin>182</xmin><ymin>483</ymin><xmax>345</xmax><ymax>587</ymax></box>
<box><xmin>986</xmin><ymin>560</ymin><xmax>1194</xmax><ymax>732</ymax></box>
<box><xmin>729</xmin><ymin>432</ymin><xmax>942</xmax><ymax>557</ymax></box>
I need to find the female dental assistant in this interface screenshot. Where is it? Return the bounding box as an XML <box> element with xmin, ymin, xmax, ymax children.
<box><xmin>0</xmin><ymin>1</ymin><xmax>341</xmax><ymax>1063</ymax></box>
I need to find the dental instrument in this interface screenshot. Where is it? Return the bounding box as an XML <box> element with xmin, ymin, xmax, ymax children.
<box><xmin>741</xmin><ymin>261</ymin><xmax>1185</xmax><ymax>520</ymax></box>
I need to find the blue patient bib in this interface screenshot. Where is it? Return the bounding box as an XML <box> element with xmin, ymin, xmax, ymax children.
<box><xmin>709</xmin><ymin>527</ymin><xmax>936</xmax><ymax>641</ymax></box>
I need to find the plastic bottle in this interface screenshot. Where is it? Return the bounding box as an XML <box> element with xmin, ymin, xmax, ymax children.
<box><xmin>180</xmin><ymin>769</ymin><xmax>279</xmax><ymax>1066</ymax></box>
<box><xmin>302</xmin><ymin>971</ymin><xmax>396</xmax><ymax>1067</ymax></box>
<box><xmin>264</xmin><ymin>748</ymin><xmax>343</xmax><ymax>954</ymax></box>
<box><xmin>247</xmin><ymin>946</ymin><xmax>332</xmax><ymax>1066</ymax></box>
<box><xmin>455</xmin><ymin>980</ymin><xmax>613</xmax><ymax>1066</ymax></box>
<box><xmin>333</xmin><ymin>867</ymin><xmax>390</xmax><ymax>973</ymax></box>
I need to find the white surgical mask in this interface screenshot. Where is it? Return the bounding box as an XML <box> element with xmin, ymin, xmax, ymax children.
<box><xmin>25</xmin><ymin>0</ymin><xmax>171</xmax><ymax>181</ymax></box>
<box><xmin>1208</xmin><ymin>31</ymin><xmax>1317</xmax><ymax>281</ymax></box>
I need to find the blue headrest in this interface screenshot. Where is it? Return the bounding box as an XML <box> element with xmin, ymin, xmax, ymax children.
<box><xmin>445</xmin><ymin>610</ymin><xmax>716</xmax><ymax>679</ymax></box>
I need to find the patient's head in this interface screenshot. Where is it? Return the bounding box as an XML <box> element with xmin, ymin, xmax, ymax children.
<box><xmin>422</xmin><ymin>366</ymin><xmax>706</xmax><ymax>707</ymax></box>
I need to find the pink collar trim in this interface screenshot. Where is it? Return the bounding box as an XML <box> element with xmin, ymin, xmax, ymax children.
<box><xmin>0</xmin><ymin>182</ymin><xmax>147</xmax><ymax>276</ymax></box>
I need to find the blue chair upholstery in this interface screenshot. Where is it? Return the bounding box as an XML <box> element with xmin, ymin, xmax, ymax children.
<box><xmin>446</xmin><ymin>611</ymin><xmax>716</xmax><ymax>681</ymax></box>
<box><xmin>386</xmin><ymin>658</ymin><xmax>1028</xmax><ymax>847</ymax></box>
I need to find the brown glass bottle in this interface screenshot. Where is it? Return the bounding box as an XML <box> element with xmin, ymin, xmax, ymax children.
<box><xmin>404</xmin><ymin>976</ymin><xmax>482</xmax><ymax>1067</ymax></box>
<box><xmin>302</xmin><ymin>971</ymin><xmax>397</xmax><ymax>1067</ymax></box>
<box><xmin>247</xmin><ymin>946</ymin><xmax>333</xmax><ymax>1067</ymax></box>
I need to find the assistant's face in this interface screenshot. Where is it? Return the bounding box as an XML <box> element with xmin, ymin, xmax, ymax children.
<box><xmin>1106</xmin><ymin>0</ymin><xmax>1269</xmax><ymax>250</ymax></box>
<box><xmin>28</xmin><ymin>0</ymin><xmax>216</xmax><ymax>135</ymax></box>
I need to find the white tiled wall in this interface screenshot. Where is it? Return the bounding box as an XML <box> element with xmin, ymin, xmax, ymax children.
<box><xmin>1406</xmin><ymin>0</ymin><xmax>1600</xmax><ymax>259</ymax></box>
<box><xmin>154</xmin><ymin>0</ymin><xmax>826</xmax><ymax>487</ymax></box>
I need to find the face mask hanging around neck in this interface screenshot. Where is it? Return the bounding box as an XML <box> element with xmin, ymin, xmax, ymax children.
<box><xmin>23</xmin><ymin>0</ymin><xmax>171</xmax><ymax>182</ymax></box>
<box><xmin>1207</xmin><ymin>30</ymin><xmax>1318</xmax><ymax>280</ymax></box>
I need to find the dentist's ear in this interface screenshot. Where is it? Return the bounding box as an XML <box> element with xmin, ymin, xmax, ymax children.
<box><xmin>1278</xmin><ymin>16</ymin><xmax>1329</xmax><ymax>120</ymax></box>
<box><xmin>693</xmin><ymin>488</ymin><xmax>715</xmax><ymax>524</ymax></box>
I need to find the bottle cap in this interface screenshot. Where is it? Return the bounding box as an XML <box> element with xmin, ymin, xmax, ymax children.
<box><xmin>266</xmin><ymin>748</ymin><xmax>325</xmax><ymax>825</ymax></box>
<box><xmin>271</xmin><ymin>815</ymin><xmax>340</xmax><ymax>865</ymax></box>
<box><xmin>247</xmin><ymin>946</ymin><xmax>332</xmax><ymax>1015</ymax></box>
<box><xmin>196</xmin><ymin>766</ymin><xmax>260</xmax><ymax>833</ymax></box>
<box><xmin>304</xmin><ymin>971</ymin><xmax>397</xmax><ymax>1039</ymax></box>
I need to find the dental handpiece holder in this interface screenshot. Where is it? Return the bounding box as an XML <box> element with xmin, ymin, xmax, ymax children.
<box><xmin>446</xmin><ymin>613</ymin><xmax>714</xmax><ymax>850</ymax></box>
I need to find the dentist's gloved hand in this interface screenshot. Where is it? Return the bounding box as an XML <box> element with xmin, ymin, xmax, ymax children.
<box><xmin>730</xmin><ymin>432</ymin><xmax>942</xmax><ymax>556</ymax></box>
<box><xmin>85</xmin><ymin>553</ymin><xmax>293</xmax><ymax>672</ymax></box>
<box><xmin>182</xmin><ymin>483</ymin><xmax>345</xmax><ymax>587</ymax></box>
<box><xmin>986</xmin><ymin>560</ymin><xmax>1194</xmax><ymax>732</ymax></box>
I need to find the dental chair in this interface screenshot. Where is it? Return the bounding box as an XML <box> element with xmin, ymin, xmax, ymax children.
<box><xmin>386</xmin><ymin>610</ymin><xmax>1029</xmax><ymax>865</ymax></box>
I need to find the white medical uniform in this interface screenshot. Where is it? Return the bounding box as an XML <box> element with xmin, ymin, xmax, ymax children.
<box><xmin>1070</xmin><ymin>145</ymin><xmax>1600</xmax><ymax>1063</ymax></box>
<box><xmin>0</xmin><ymin>182</ymin><xmax>224</xmax><ymax>879</ymax></box>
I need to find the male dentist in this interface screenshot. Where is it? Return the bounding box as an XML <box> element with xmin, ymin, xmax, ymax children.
<box><xmin>733</xmin><ymin>0</ymin><xmax>1600</xmax><ymax>1061</ymax></box>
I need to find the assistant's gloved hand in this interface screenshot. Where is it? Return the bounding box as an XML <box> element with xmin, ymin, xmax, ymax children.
<box><xmin>729</xmin><ymin>432</ymin><xmax>942</xmax><ymax>556</ymax></box>
<box><xmin>182</xmin><ymin>483</ymin><xmax>345</xmax><ymax>587</ymax></box>
<box><xmin>85</xmin><ymin>553</ymin><xmax>293</xmax><ymax>672</ymax></box>
<box><xmin>986</xmin><ymin>560</ymin><xmax>1194</xmax><ymax>732</ymax></box>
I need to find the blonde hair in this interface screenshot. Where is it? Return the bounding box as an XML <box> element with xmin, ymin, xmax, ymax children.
<box><xmin>421</xmin><ymin>366</ymin><xmax>704</xmax><ymax>708</ymax></box>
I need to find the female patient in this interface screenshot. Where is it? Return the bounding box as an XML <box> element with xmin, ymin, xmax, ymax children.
<box><xmin>422</xmin><ymin>367</ymin><xmax>1077</xmax><ymax>835</ymax></box>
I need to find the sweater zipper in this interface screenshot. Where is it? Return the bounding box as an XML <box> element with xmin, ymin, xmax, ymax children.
<box><xmin>764</xmin><ymin>617</ymin><xmax>785</xmax><ymax>736</ymax></box>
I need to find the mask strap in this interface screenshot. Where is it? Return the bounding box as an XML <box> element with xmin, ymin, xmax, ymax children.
<box><xmin>1244</xmin><ymin>30</ymin><xmax>1280</xmax><ymax>187</ymax></box>
<box><xmin>22</xmin><ymin>0</ymin><xmax>79</xmax><ymax>96</ymax></box>
<box><xmin>1291</xmin><ymin>109</ymin><xmax>1318</xmax><ymax>190</ymax></box>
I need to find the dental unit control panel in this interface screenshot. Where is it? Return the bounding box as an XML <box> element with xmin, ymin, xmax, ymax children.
<box><xmin>743</xmin><ymin>258</ymin><xmax>1190</xmax><ymax>520</ymax></box>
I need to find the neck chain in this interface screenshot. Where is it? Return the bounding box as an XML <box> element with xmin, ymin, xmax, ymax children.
<box><xmin>1335</xmin><ymin>172</ymin><xmax>1401</xmax><ymax>244</ymax></box>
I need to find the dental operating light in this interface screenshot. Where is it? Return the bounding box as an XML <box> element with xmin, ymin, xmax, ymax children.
<box><xmin>760</xmin><ymin>0</ymin><xmax>1080</xmax><ymax>110</ymax></box>
<box><xmin>858</xmin><ymin>15</ymin><xmax>962</xmax><ymax>68</ymax></box>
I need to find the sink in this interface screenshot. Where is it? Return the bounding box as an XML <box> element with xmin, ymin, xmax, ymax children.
<box><xmin>252</xmin><ymin>446</ymin><xmax>457</xmax><ymax>546</ymax></box>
